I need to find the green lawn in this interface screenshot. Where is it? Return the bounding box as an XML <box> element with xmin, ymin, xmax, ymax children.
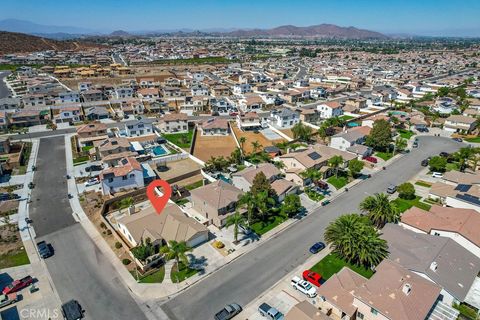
<box><xmin>398</xmin><ymin>129</ymin><xmax>415</xmax><ymax>140</ymax></box>
<box><xmin>339</xmin><ymin>115</ymin><xmax>355</xmax><ymax>121</ymax></box>
<box><xmin>73</xmin><ymin>155</ymin><xmax>89</xmax><ymax>164</ymax></box>
<box><xmin>310</xmin><ymin>253</ymin><xmax>374</xmax><ymax>280</ymax></box>
<box><xmin>175</xmin><ymin>198</ymin><xmax>190</xmax><ymax>206</ymax></box>
<box><xmin>305</xmin><ymin>188</ymin><xmax>325</xmax><ymax>202</ymax></box>
<box><xmin>327</xmin><ymin>175</ymin><xmax>348</xmax><ymax>190</ymax></box>
<box><xmin>465</xmin><ymin>137</ymin><xmax>480</xmax><ymax>143</ymax></box>
<box><xmin>164</xmin><ymin>129</ymin><xmax>194</xmax><ymax>148</ymax></box>
<box><xmin>185</xmin><ymin>180</ymin><xmax>204</xmax><ymax>191</ymax></box>
<box><xmin>250</xmin><ymin>213</ymin><xmax>289</xmax><ymax>235</ymax></box>
<box><xmin>0</xmin><ymin>249</ymin><xmax>30</xmax><ymax>269</ymax></box>
<box><xmin>415</xmin><ymin>181</ymin><xmax>432</xmax><ymax>188</ymax></box>
<box><xmin>82</xmin><ymin>145</ymin><xmax>94</xmax><ymax>152</ymax></box>
<box><xmin>446</xmin><ymin>162</ymin><xmax>460</xmax><ymax>171</ymax></box>
<box><xmin>375</xmin><ymin>152</ymin><xmax>393</xmax><ymax>161</ymax></box>
<box><xmin>392</xmin><ymin>196</ymin><xmax>431</xmax><ymax>213</ymax></box>
<box><xmin>137</xmin><ymin>266</ymin><xmax>165</xmax><ymax>283</ymax></box>
<box><xmin>171</xmin><ymin>262</ymin><xmax>198</xmax><ymax>283</ymax></box>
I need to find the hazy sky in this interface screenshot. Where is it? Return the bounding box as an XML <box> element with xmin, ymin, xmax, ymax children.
<box><xmin>2</xmin><ymin>0</ymin><xmax>480</xmax><ymax>36</ymax></box>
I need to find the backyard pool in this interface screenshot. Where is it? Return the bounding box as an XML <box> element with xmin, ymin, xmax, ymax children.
<box><xmin>218</xmin><ymin>174</ymin><xmax>232</xmax><ymax>184</ymax></box>
<box><xmin>152</xmin><ymin>145</ymin><xmax>168</xmax><ymax>156</ymax></box>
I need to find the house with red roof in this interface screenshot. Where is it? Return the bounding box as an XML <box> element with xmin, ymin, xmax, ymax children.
<box><xmin>99</xmin><ymin>157</ymin><xmax>144</xmax><ymax>195</ymax></box>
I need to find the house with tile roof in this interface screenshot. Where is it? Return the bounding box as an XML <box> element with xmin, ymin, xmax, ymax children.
<box><xmin>199</xmin><ymin>118</ymin><xmax>230</xmax><ymax>136</ymax></box>
<box><xmin>99</xmin><ymin>157</ymin><xmax>144</xmax><ymax>195</ymax></box>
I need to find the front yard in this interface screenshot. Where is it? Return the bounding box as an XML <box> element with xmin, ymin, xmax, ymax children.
<box><xmin>375</xmin><ymin>151</ymin><xmax>393</xmax><ymax>161</ymax></box>
<box><xmin>250</xmin><ymin>212</ymin><xmax>289</xmax><ymax>236</ymax></box>
<box><xmin>398</xmin><ymin>129</ymin><xmax>415</xmax><ymax>140</ymax></box>
<box><xmin>310</xmin><ymin>253</ymin><xmax>374</xmax><ymax>280</ymax></box>
<box><xmin>134</xmin><ymin>266</ymin><xmax>165</xmax><ymax>283</ymax></box>
<box><xmin>171</xmin><ymin>262</ymin><xmax>198</xmax><ymax>283</ymax></box>
<box><xmin>0</xmin><ymin>225</ymin><xmax>30</xmax><ymax>269</ymax></box>
<box><xmin>327</xmin><ymin>173</ymin><xmax>350</xmax><ymax>190</ymax></box>
<box><xmin>465</xmin><ymin>136</ymin><xmax>480</xmax><ymax>143</ymax></box>
<box><xmin>304</xmin><ymin>188</ymin><xmax>325</xmax><ymax>202</ymax></box>
<box><xmin>392</xmin><ymin>196</ymin><xmax>431</xmax><ymax>213</ymax></box>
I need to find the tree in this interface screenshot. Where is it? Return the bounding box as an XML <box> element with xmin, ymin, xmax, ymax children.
<box><xmin>394</xmin><ymin>137</ymin><xmax>407</xmax><ymax>154</ymax></box>
<box><xmin>251</xmin><ymin>172</ymin><xmax>276</xmax><ymax>198</ymax></box>
<box><xmin>280</xmin><ymin>194</ymin><xmax>303</xmax><ymax>218</ymax></box>
<box><xmin>429</xmin><ymin>156</ymin><xmax>447</xmax><ymax>172</ymax></box>
<box><xmin>131</xmin><ymin>238</ymin><xmax>156</xmax><ymax>261</ymax></box>
<box><xmin>397</xmin><ymin>182</ymin><xmax>416</xmax><ymax>200</ymax></box>
<box><xmin>359</xmin><ymin>193</ymin><xmax>400</xmax><ymax>228</ymax></box>
<box><xmin>238</xmin><ymin>192</ymin><xmax>255</xmax><ymax>226</ymax></box>
<box><xmin>324</xmin><ymin>214</ymin><xmax>388</xmax><ymax>268</ymax></box>
<box><xmin>348</xmin><ymin>159</ymin><xmax>364</xmax><ymax>178</ymax></box>
<box><xmin>456</xmin><ymin>147</ymin><xmax>475</xmax><ymax>170</ymax></box>
<box><xmin>254</xmin><ymin>190</ymin><xmax>275</xmax><ymax>221</ymax></box>
<box><xmin>292</xmin><ymin>122</ymin><xmax>313</xmax><ymax>142</ymax></box>
<box><xmin>251</xmin><ymin>140</ymin><xmax>262</xmax><ymax>154</ymax></box>
<box><xmin>225</xmin><ymin>210</ymin><xmax>247</xmax><ymax>243</ymax></box>
<box><xmin>229</xmin><ymin>147</ymin><xmax>242</xmax><ymax>165</ymax></box>
<box><xmin>300</xmin><ymin>168</ymin><xmax>322</xmax><ymax>182</ymax></box>
<box><xmin>160</xmin><ymin>240</ymin><xmax>192</xmax><ymax>267</ymax></box>
<box><xmin>239</xmin><ymin>137</ymin><xmax>247</xmax><ymax>157</ymax></box>
<box><xmin>366</xmin><ymin>119</ymin><xmax>392</xmax><ymax>151</ymax></box>
<box><xmin>328</xmin><ymin>155</ymin><xmax>343</xmax><ymax>178</ymax></box>
<box><xmin>318</xmin><ymin>125</ymin><xmax>328</xmax><ymax>143</ymax></box>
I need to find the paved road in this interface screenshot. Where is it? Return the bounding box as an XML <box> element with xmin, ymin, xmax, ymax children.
<box><xmin>161</xmin><ymin>136</ymin><xmax>462</xmax><ymax>320</ymax></box>
<box><xmin>30</xmin><ymin>136</ymin><xmax>147</xmax><ymax>320</ymax></box>
<box><xmin>0</xmin><ymin>71</ymin><xmax>12</xmax><ymax>99</ymax></box>
<box><xmin>294</xmin><ymin>62</ymin><xmax>307</xmax><ymax>80</ymax></box>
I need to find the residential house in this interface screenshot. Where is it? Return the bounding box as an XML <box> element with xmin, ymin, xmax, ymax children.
<box><xmin>124</xmin><ymin>118</ymin><xmax>155</xmax><ymax>137</ymax></box>
<box><xmin>199</xmin><ymin>118</ymin><xmax>230</xmax><ymax>136</ymax></box>
<box><xmin>157</xmin><ymin>113</ymin><xmax>189</xmax><ymax>133</ymax></box>
<box><xmin>137</xmin><ymin>88</ymin><xmax>160</xmax><ymax>100</ymax></box>
<box><xmin>117</xmin><ymin>203</ymin><xmax>209</xmax><ymax>248</ymax></box>
<box><xmin>0</xmin><ymin>97</ymin><xmax>20</xmax><ymax>111</ymax></box>
<box><xmin>329</xmin><ymin>126</ymin><xmax>371</xmax><ymax>153</ymax></box>
<box><xmin>9</xmin><ymin>110</ymin><xmax>42</xmax><ymax>127</ymax></box>
<box><xmin>190</xmin><ymin>180</ymin><xmax>243</xmax><ymax>227</ymax></box>
<box><xmin>81</xmin><ymin>89</ymin><xmax>104</xmax><ymax>102</ymax></box>
<box><xmin>299</xmin><ymin>108</ymin><xmax>321</xmax><ymax>124</ymax></box>
<box><xmin>444</xmin><ymin>115</ymin><xmax>477</xmax><ymax>133</ymax></box>
<box><xmin>233</xmin><ymin>83</ymin><xmax>252</xmax><ymax>95</ymax></box>
<box><xmin>232</xmin><ymin>163</ymin><xmax>280</xmax><ymax>192</ymax></box>
<box><xmin>53</xmin><ymin>106</ymin><xmax>83</xmax><ymax>123</ymax></box>
<box><xmin>317</xmin><ymin>101</ymin><xmax>344</xmax><ymax>119</ymax></box>
<box><xmin>269</xmin><ymin>108</ymin><xmax>300</xmax><ymax>128</ymax></box>
<box><xmin>57</xmin><ymin>91</ymin><xmax>81</xmax><ymax>104</ymax></box>
<box><xmin>238</xmin><ymin>95</ymin><xmax>265</xmax><ymax>113</ymax></box>
<box><xmin>190</xmin><ymin>85</ymin><xmax>209</xmax><ymax>96</ymax></box>
<box><xmin>114</xmin><ymin>87</ymin><xmax>134</xmax><ymax>99</ymax></box>
<box><xmin>76</xmin><ymin>122</ymin><xmax>108</xmax><ymax>147</ymax></box>
<box><xmin>236</xmin><ymin>112</ymin><xmax>262</xmax><ymax>131</ymax></box>
<box><xmin>285</xmin><ymin>301</ymin><xmax>329</xmax><ymax>320</ymax></box>
<box><xmin>99</xmin><ymin>157</ymin><xmax>144</xmax><ymax>195</ymax></box>
<box><xmin>84</xmin><ymin>106</ymin><xmax>110</xmax><ymax>120</ymax></box>
<box><xmin>92</xmin><ymin>137</ymin><xmax>136</xmax><ymax>164</ymax></box>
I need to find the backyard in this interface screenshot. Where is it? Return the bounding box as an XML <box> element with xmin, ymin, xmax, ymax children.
<box><xmin>310</xmin><ymin>253</ymin><xmax>374</xmax><ymax>280</ymax></box>
<box><xmin>164</xmin><ymin>129</ymin><xmax>194</xmax><ymax>149</ymax></box>
<box><xmin>392</xmin><ymin>196</ymin><xmax>431</xmax><ymax>213</ymax></box>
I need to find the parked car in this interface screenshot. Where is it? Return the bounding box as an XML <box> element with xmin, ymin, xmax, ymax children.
<box><xmin>439</xmin><ymin>152</ymin><xmax>450</xmax><ymax>158</ymax></box>
<box><xmin>2</xmin><ymin>276</ymin><xmax>34</xmax><ymax>295</ymax></box>
<box><xmin>386</xmin><ymin>185</ymin><xmax>397</xmax><ymax>194</ymax></box>
<box><xmin>421</xmin><ymin>159</ymin><xmax>429</xmax><ymax>167</ymax></box>
<box><xmin>84</xmin><ymin>178</ymin><xmax>100</xmax><ymax>187</ymax></box>
<box><xmin>291</xmin><ymin>276</ymin><xmax>317</xmax><ymax>298</ymax></box>
<box><xmin>432</xmin><ymin>172</ymin><xmax>444</xmax><ymax>178</ymax></box>
<box><xmin>309</xmin><ymin>242</ymin><xmax>325</xmax><ymax>254</ymax></box>
<box><xmin>453</xmin><ymin>138</ymin><xmax>463</xmax><ymax>142</ymax></box>
<box><xmin>214</xmin><ymin>303</ymin><xmax>242</xmax><ymax>320</ymax></box>
<box><xmin>0</xmin><ymin>293</ymin><xmax>18</xmax><ymax>309</ymax></box>
<box><xmin>61</xmin><ymin>300</ymin><xmax>84</xmax><ymax>320</ymax></box>
<box><xmin>37</xmin><ymin>241</ymin><xmax>53</xmax><ymax>259</ymax></box>
<box><xmin>363</xmin><ymin>156</ymin><xmax>378</xmax><ymax>164</ymax></box>
<box><xmin>302</xmin><ymin>270</ymin><xmax>322</xmax><ymax>287</ymax></box>
<box><xmin>315</xmin><ymin>180</ymin><xmax>329</xmax><ymax>190</ymax></box>
<box><xmin>28</xmin><ymin>182</ymin><xmax>35</xmax><ymax>189</ymax></box>
<box><xmin>85</xmin><ymin>165</ymin><xmax>103</xmax><ymax>172</ymax></box>
<box><xmin>258</xmin><ymin>303</ymin><xmax>284</xmax><ymax>320</ymax></box>
<box><xmin>412</xmin><ymin>141</ymin><xmax>418</xmax><ymax>148</ymax></box>
<box><xmin>417</xmin><ymin>127</ymin><xmax>429</xmax><ymax>133</ymax></box>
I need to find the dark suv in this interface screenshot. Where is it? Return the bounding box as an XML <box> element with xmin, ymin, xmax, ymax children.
<box><xmin>37</xmin><ymin>241</ymin><xmax>53</xmax><ymax>259</ymax></box>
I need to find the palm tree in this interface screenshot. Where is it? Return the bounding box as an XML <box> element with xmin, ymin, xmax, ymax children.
<box><xmin>160</xmin><ymin>240</ymin><xmax>192</xmax><ymax>267</ymax></box>
<box><xmin>324</xmin><ymin>214</ymin><xmax>388</xmax><ymax>268</ymax></box>
<box><xmin>251</xmin><ymin>140</ymin><xmax>262</xmax><ymax>154</ymax></box>
<box><xmin>318</xmin><ymin>125</ymin><xmax>328</xmax><ymax>144</ymax></box>
<box><xmin>239</xmin><ymin>137</ymin><xmax>247</xmax><ymax>156</ymax></box>
<box><xmin>393</xmin><ymin>137</ymin><xmax>407</xmax><ymax>155</ymax></box>
<box><xmin>238</xmin><ymin>192</ymin><xmax>255</xmax><ymax>225</ymax></box>
<box><xmin>359</xmin><ymin>193</ymin><xmax>400</xmax><ymax>228</ymax></box>
<box><xmin>457</xmin><ymin>147</ymin><xmax>475</xmax><ymax>170</ymax></box>
<box><xmin>225</xmin><ymin>210</ymin><xmax>247</xmax><ymax>243</ymax></box>
<box><xmin>300</xmin><ymin>168</ymin><xmax>322</xmax><ymax>183</ymax></box>
<box><xmin>254</xmin><ymin>190</ymin><xmax>275</xmax><ymax>222</ymax></box>
<box><xmin>328</xmin><ymin>155</ymin><xmax>343</xmax><ymax>178</ymax></box>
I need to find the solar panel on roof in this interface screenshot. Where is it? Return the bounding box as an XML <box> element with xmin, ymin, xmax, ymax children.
<box><xmin>456</xmin><ymin>193</ymin><xmax>480</xmax><ymax>206</ymax></box>
<box><xmin>308</xmin><ymin>152</ymin><xmax>321</xmax><ymax>160</ymax></box>
<box><xmin>455</xmin><ymin>184</ymin><xmax>472</xmax><ymax>192</ymax></box>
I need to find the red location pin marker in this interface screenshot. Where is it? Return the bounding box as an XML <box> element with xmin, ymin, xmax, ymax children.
<box><xmin>146</xmin><ymin>179</ymin><xmax>172</xmax><ymax>215</ymax></box>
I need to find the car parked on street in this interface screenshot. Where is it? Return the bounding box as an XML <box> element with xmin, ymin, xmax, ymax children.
<box><xmin>386</xmin><ymin>184</ymin><xmax>397</xmax><ymax>194</ymax></box>
<box><xmin>291</xmin><ymin>276</ymin><xmax>317</xmax><ymax>298</ymax></box>
<box><xmin>37</xmin><ymin>241</ymin><xmax>53</xmax><ymax>259</ymax></box>
<box><xmin>0</xmin><ymin>293</ymin><xmax>18</xmax><ymax>309</ymax></box>
<box><xmin>439</xmin><ymin>152</ymin><xmax>450</xmax><ymax>158</ymax></box>
<box><xmin>309</xmin><ymin>242</ymin><xmax>325</xmax><ymax>254</ymax></box>
<box><xmin>258</xmin><ymin>303</ymin><xmax>284</xmax><ymax>320</ymax></box>
<box><xmin>432</xmin><ymin>172</ymin><xmax>444</xmax><ymax>178</ymax></box>
<box><xmin>61</xmin><ymin>299</ymin><xmax>84</xmax><ymax>320</ymax></box>
<box><xmin>421</xmin><ymin>159</ymin><xmax>429</xmax><ymax>167</ymax></box>
<box><xmin>214</xmin><ymin>303</ymin><xmax>242</xmax><ymax>320</ymax></box>
<box><xmin>452</xmin><ymin>137</ymin><xmax>463</xmax><ymax>142</ymax></box>
<box><xmin>302</xmin><ymin>270</ymin><xmax>322</xmax><ymax>287</ymax></box>
<box><xmin>2</xmin><ymin>276</ymin><xmax>34</xmax><ymax>295</ymax></box>
<box><xmin>363</xmin><ymin>156</ymin><xmax>378</xmax><ymax>164</ymax></box>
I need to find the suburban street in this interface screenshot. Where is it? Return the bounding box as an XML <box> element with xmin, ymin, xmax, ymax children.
<box><xmin>29</xmin><ymin>136</ymin><xmax>148</xmax><ymax>320</ymax></box>
<box><xmin>161</xmin><ymin>136</ymin><xmax>462</xmax><ymax>320</ymax></box>
<box><xmin>0</xmin><ymin>71</ymin><xmax>11</xmax><ymax>99</ymax></box>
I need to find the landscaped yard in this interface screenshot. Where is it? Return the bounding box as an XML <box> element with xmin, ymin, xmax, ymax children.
<box><xmin>250</xmin><ymin>213</ymin><xmax>289</xmax><ymax>236</ymax></box>
<box><xmin>171</xmin><ymin>262</ymin><xmax>198</xmax><ymax>283</ymax></box>
<box><xmin>375</xmin><ymin>152</ymin><xmax>393</xmax><ymax>161</ymax></box>
<box><xmin>392</xmin><ymin>196</ymin><xmax>431</xmax><ymax>213</ymax></box>
<box><xmin>465</xmin><ymin>136</ymin><xmax>480</xmax><ymax>143</ymax></box>
<box><xmin>305</xmin><ymin>188</ymin><xmax>325</xmax><ymax>202</ymax></box>
<box><xmin>73</xmin><ymin>155</ymin><xmax>89</xmax><ymax>165</ymax></box>
<box><xmin>137</xmin><ymin>266</ymin><xmax>165</xmax><ymax>283</ymax></box>
<box><xmin>327</xmin><ymin>175</ymin><xmax>349</xmax><ymax>190</ymax></box>
<box><xmin>415</xmin><ymin>180</ymin><xmax>432</xmax><ymax>188</ymax></box>
<box><xmin>398</xmin><ymin>129</ymin><xmax>415</xmax><ymax>140</ymax></box>
<box><xmin>164</xmin><ymin>129</ymin><xmax>194</xmax><ymax>149</ymax></box>
<box><xmin>446</xmin><ymin>162</ymin><xmax>460</xmax><ymax>171</ymax></box>
<box><xmin>0</xmin><ymin>225</ymin><xmax>30</xmax><ymax>269</ymax></box>
<box><xmin>185</xmin><ymin>180</ymin><xmax>204</xmax><ymax>191</ymax></box>
<box><xmin>339</xmin><ymin>115</ymin><xmax>355</xmax><ymax>121</ymax></box>
<box><xmin>0</xmin><ymin>249</ymin><xmax>30</xmax><ymax>269</ymax></box>
<box><xmin>310</xmin><ymin>253</ymin><xmax>374</xmax><ymax>280</ymax></box>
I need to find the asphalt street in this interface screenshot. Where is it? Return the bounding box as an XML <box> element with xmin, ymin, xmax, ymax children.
<box><xmin>0</xmin><ymin>71</ymin><xmax>12</xmax><ymax>99</ymax></box>
<box><xmin>30</xmin><ymin>136</ymin><xmax>147</xmax><ymax>320</ymax></box>
<box><xmin>161</xmin><ymin>136</ymin><xmax>463</xmax><ymax>320</ymax></box>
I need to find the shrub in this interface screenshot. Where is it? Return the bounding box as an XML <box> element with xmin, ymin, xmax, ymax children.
<box><xmin>100</xmin><ymin>222</ymin><xmax>106</xmax><ymax>229</ymax></box>
<box><xmin>122</xmin><ymin>259</ymin><xmax>131</xmax><ymax>265</ymax></box>
<box><xmin>115</xmin><ymin>242</ymin><xmax>122</xmax><ymax>249</ymax></box>
<box><xmin>106</xmin><ymin>229</ymin><xmax>112</xmax><ymax>235</ymax></box>
<box><xmin>214</xmin><ymin>241</ymin><xmax>225</xmax><ymax>249</ymax></box>
<box><xmin>397</xmin><ymin>182</ymin><xmax>416</xmax><ymax>200</ymax></box>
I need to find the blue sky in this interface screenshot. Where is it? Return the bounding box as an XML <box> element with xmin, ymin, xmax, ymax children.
<box><xmin>2</xmin><ymin>0</ymin><xmax>480</xmax><ymax>36</ymax></box>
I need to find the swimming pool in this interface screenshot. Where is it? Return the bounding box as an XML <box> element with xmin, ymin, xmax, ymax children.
<box><xmin>152</xmin><ymin>145</ymin><xmax>168</xmax><ymax>156</ymax></box>
<box><xmin>218</xmin><ymin>174</ymin><xmax>232</xmax><ymax>184</ymax></box>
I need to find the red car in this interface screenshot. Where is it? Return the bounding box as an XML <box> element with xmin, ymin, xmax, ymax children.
<box><xmin>302</xmin><ymin>270</ymin><xmax>322</xmax><ymax>287</ymax></box>
<box><xmin>363</xmin><ymin>156</ymin><xmax>378</xmax><ymax>164</ymax></box>
<box><xmin>2</xmin><ymin>276</ymin><xmax>33</xmax><ymax>295</ymax></box>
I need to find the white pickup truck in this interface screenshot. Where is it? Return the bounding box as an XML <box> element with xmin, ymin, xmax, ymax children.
<box><xmin>291</xmin><ymin>276</ymin><xmax>317</xmax><ymax>298</ymax></box>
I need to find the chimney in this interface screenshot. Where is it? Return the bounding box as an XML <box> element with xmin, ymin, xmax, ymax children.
<box><xmin>402</xmin><ymin>283</ymin><xmax>412</xmax><ymax>295</ymax></box>
<box><xmin>128</xmin><ymin>205</ymin><xmax>135</xmax><ymax>216</ymax></box>
<box><xmin>430</xmin><ymin>261</ymin><xmax>438</xmax><ymax>272</ymax></box>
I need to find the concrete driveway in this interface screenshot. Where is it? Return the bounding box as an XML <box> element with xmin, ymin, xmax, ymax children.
<box><xmin>161</xmin><ymin>136</ymin><xmax>463</xmax><ymax>320</ymax></box>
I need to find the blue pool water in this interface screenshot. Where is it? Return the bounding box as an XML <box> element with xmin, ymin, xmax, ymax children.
<box><xmin>347</xmin><ymin>122</ymin><xmax>360</xmax><ymax>127</ymax></box>
<box><xmin>152</xmin><ymin>145</ymin><xmax>168</xmax><ymax>156</ymax></box>
<box><xmin>391</xmin><ymin>111</ymin><xmax>408</xmax><ymax>116</ymax></box>
<box><xmin>218</xmin><ymin>174</ymin><xmax>232</xmax><ymax>184</ymax></box>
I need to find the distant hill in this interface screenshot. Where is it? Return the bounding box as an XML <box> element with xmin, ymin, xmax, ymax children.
<box><xmin>110</xmin><ymin>30</ymin><xmax>131</xmax><ymax>37</ymax></box>
<box><xmin>0</xmin><ymin>19</ymin><xmax>96</xmax><ymax>35</ymax></box>
<box><xmin>225</xmin><ymin>24</ymin><xmax>387</xmax><ymax>39</ymax></box>
<box><xmin>0</xmin><ymin>31</ymin><xmax>102</xmax><ymax>55</ymax></box>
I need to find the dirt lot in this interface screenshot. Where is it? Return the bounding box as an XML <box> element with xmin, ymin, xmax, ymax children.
<box><xmin>231</xmin><ymin>123</ymin><xmax>285</xmax><ymax>154</ymax></box>
<box><xmin>193</xmin><ymin>133</ymin><xmax>238</xmax><ymax>162</ymax></box>
<box><xmin>279</xmin><ymin>128</ymin><xmax>294</xmax><ymax>139</ymax></box>
<box><xmin>0</xmin><ymin>224</ymin><xmax>29</xmax><ymax>268</ymax></box>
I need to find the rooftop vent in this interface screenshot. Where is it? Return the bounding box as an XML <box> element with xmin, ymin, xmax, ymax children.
<box><xmin>430</xmin><ymin>261</ymin><xmax>438</xmax><ymax>272</ymax></box>
<box><xmin>402</xmin><ymin>283</ymin><xmax>412</xmax><ymax>296</ymax></box>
